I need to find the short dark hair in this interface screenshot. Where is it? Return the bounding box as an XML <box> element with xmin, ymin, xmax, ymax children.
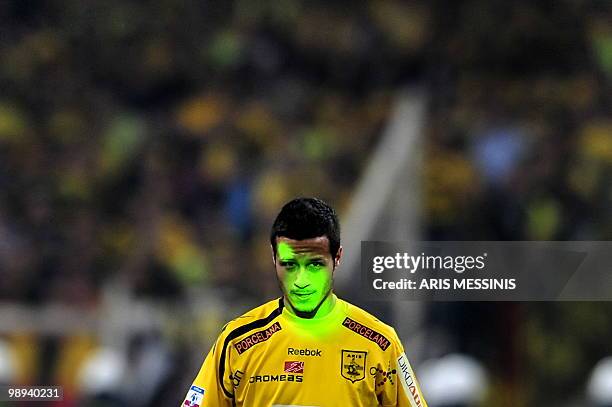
<box><xmin>270</xmin><ymin>197</ymin><xmax>341</xmax><ymax>258</ymax></box>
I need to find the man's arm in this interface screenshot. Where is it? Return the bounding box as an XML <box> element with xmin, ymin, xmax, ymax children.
<box><xmin>180</xmin><ymin>333</ymin><xmax>234</xmax><ymax>407</ymax></box>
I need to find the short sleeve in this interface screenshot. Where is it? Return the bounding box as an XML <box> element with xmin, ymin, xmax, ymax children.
<box><xmin>379</xmin><ymin>331</ymin><xmax>428</xmax><ymax>407</ymax></box>
<box><xmin>180</xmin><ymin>331</ymin><xmax>234</xmax><ymax>407</ymax></box>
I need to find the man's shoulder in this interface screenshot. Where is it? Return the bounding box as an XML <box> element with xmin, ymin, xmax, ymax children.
<box><xmin>338</xmin><ymin>297</ymin><xmax>401</xmax><ymax>347</ymax></box>
<box><xmin>219</xmin><ymin>297</ymin><xmax>283</xmax><ymax>338</ymax></box>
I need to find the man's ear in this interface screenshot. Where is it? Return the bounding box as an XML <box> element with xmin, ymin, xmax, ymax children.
<box><xmin>334</xmin><ymin>246</ymin><xmax>343</xmax><ymax>268</ymax></box>
<box><xmin>271</xmin><ymin>244</ymin><xmax>277</xmax><ymax>265</ymax></box>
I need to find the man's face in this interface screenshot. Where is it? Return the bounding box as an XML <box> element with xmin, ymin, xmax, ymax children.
<box><xmin>273</xmin><ymin>236</ymin><xmax>340</xmax><ymax>314</ymax></box>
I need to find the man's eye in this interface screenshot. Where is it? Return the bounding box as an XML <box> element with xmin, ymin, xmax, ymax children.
<box><xmin>308</xmin><ymin>262</ymin><xmax>324</xmax><ymax>269</ymax></box>
<box><xmin>280</xmin><ymin>262</ymin><xmax>296</xmax><ymax>269</ymax></box>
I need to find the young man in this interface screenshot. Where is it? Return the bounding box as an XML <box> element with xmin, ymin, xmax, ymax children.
<box><xmin>182</xmin><ymin>197</ymin><xmax>427</xmax><ymax>406</ymax></box>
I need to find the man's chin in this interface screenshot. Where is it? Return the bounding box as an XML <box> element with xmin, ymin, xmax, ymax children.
<box><xmin>289</xmin><ymin>298</ymin><xmax>318</xmax><ymax>314</ymax></box>
<box><xmin>286</xmin><ymin>288</ymin><xmax>332</xmax><ymax>315</ymax></box>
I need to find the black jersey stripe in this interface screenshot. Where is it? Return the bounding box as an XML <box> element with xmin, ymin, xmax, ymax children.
<box><xmin>218</xmin><ymin>298</ymin><xmax>284</xmax><ymax>399</ymax></box>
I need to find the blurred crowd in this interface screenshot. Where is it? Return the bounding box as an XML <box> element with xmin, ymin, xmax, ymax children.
<box><xmin>0</xmin><ymin>0</ymin><xmax>428</xmax><ymax>306</ymax></box>
<box><xmin>424</xmin><ymin>2</ymin><xmax>611</xmax><ymax>242</ymax></box>
<box><xmin>0</xmin><ymin>1</ymin><xmax>610</xmax><ymax>406</ymax></box>
<box><xmin>420</xmin><ymin>2</ymin><xmax>612</xmax><ymax>406</ymax></box>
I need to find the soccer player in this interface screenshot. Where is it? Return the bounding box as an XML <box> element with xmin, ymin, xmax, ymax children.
<box><xmin>181</xmin><ymin>197</ymin><xmax>428</xmax><ymax>406</ymax></box>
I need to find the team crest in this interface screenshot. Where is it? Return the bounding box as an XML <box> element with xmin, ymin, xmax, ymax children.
<box><xmin>341</xmin><ymin>350</ymin><xmax>367</xmax><ymax>383</ymax></box>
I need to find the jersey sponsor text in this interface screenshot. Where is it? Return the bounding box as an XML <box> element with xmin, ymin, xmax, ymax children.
<box><xmin>249</xmin><ymin>374</ymin><xmax>304</xmax><ymax>383</ymax></box>
<box><xmin>342</xmin><ymin>317</ymin><xmax>391</xmax><ymax>351</ymax></box>
<box><xmin>234</xmin><ymin>322</ymin><xmax>282</xmax><ymax>354</ymax></box>
<box><xmin>397</xmin><ymin>353</ymin><xmax>423</xmax><ymax>407</ymax></box>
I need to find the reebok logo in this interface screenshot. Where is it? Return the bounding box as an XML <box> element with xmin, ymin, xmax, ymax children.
<box><xmin>287</xmin><ymin>347</ymin><xmax>322</xmax><ymax>357</ymax></box>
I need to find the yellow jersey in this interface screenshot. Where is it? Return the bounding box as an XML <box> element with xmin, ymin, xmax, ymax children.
<box><xmin>182</xmin><ymin>295</ymin><xmax>427</xmax><ymax>407</ymax></box>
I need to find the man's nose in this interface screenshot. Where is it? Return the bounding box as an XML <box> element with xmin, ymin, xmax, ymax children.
<box><xmin>294</xmin><ymin>268</ymin><xmax>310</xmax><ymax>288</ymax></box>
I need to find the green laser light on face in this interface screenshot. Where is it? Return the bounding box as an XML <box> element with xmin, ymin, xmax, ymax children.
<box><xmin>276</xmin><ymin>240</ymin><xmax>334</xmax><ymax>318</ymax></box>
